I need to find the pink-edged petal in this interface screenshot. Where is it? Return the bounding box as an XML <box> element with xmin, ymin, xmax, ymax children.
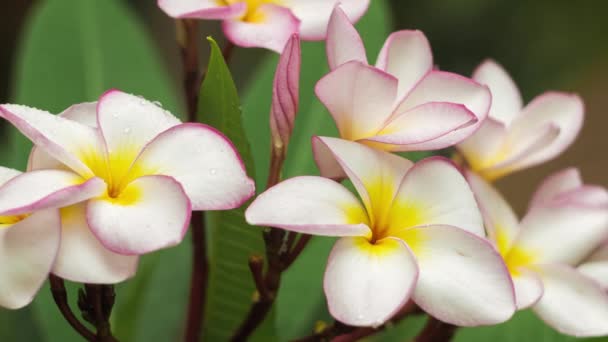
<box><xmin>533</xmin><ymin>264</ymin><xmax>608</xmax><ymax>337</ymax></box>
<box><xmin>530</xmin><ymin>168</ymin><xmax>608</xmax><ymax>210</ymax></box>
<box><xmin>0</xmin><ymin>170</ymin><xmax>106</xmax><ymax>216</ymax></box>
<box><xmin>130</xmin><ymin>123</ymin><xmax>255</xmax><ymax>211</ymax></box>
<box><xmin>284</xmin><ymin>0</ymin><xmax>370</xmax><ymax>40</ymax></box>
<box><xmin>245</xmin><ymin>176</ymin><xmax>371</xmax><ymax>237</ymax></box>
<box><xmin>222</xmin><ymin>4</ymin><xmax>300</xmax><ymax>53</ymax></box>
<box><xmin>52</xmin><ymin>204</ymin><xmax>138</xmax><ymax>284</ymax></box>
<box><xmin>86</xmin><ymin>175</ymin><xmax>191</xmax><ymax>255</ymax></box>
<box><xmin>375</xmin><ymin>30</ymin><xmax>433</xmax><ymax>101</ymax></box>
<box><xmin>0</xmin><ymin>209</ymin><xmax>60</xmax><ymax>309</ymax></box>
<box><xmin>324</xmin><ymin>236</ymin><xmax>418</xmax><ymax>327</ymax></box>
<box><xmin>392</xmin><ymin>157</ymin><xmax>484</xmax><ymax>236</ymax></box>
<box><xmin>465</xmin><ymin>170</ymin><xmax>520</xmax><ymax>252</ymax></box>
<box><xmin>472</xmin><ymin>59</ymin><xmax>523</xmax><ymax>125</ymax></box>
<box><xmin>363</xmin><ymin>102</ymin><xmax>477</xmax><ymax>151</ymax></box>
<box><xmin>0</xmin><ymin>104</ymin><xmax>104</xmax><ymax>178</ymax></box>
<box><xmin>579</xmin><ymin>243</ymin><xmax>608</xmax><ymax>289</ymax></box>
<box><xmin>512</xmin><ymin>268</ymin><xmax>544</xmax><ymax>309</ymax></box>
<box><xmin>28</xmin><ymin>146</ymin><xmax>65</xmax><ymax>171</ymax></box>
<box><xmin>312</xmin><ymin>137</ymin><xmax>348</xmax><ymax>180</ymax></box>
<box><xmin>409</xmin><ymin>225</ymin><xmax>515</xmax><ymax>326</ymax></box>
<box><xmin>518</xmin><ymin>204</ymin><xmax>608</xmax><ymax>265</ymax></box>
<box><xmin>315</xmin><ymin>62</ymin><xmax>398</xmax><ymax>141</ymax></box>
<box><xmin>506</xmin><ymin>92</ymin><xmax>584</xmax><ymax>169</ymax></box>
<box><xmin>326</xmin><ymin>6</ymin><xmax>367</xmax><ymax>70</ymax></box>
<box><xmin>394</xmin><ymin>71</ymin><xmax>492</xmax><ymax>146</ymax></box>
<box><xmin>158</xmin><ymin>0</ymin><xmax>246</xmax><ymax>19</ymax></box>
<box><xmin>270</xmin><ymin>34</ymin><xmax>301</xmax><ymax>148</ymax></box>
<box><xmin>0</xmin><ymin>167</ymin><xmax>21</xmax><ymax>184</ymax></box>
<box><xmin>312</xmin><ymin>137</ymin><xmax>413</xmax><ymax>224</ymax></box>
<box><xmin>457</xmin><ymin>118</ymin><xmax>507</xmax><ymax>172</ymax></box>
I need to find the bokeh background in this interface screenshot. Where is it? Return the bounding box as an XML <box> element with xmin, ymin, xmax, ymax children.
<box><xmin>0</xmin><ymin>0</ymin><xmax>606</xmax><ymax>341</ymax></box>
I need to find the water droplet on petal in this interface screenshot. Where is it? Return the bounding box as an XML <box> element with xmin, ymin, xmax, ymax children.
<box><xmin>112</xmin><ymin>112</ymin><xmax>119</xmax><ymax>118</ymax></box>
<box><xmin>153</xmin><ymin>100</ymin><xmax>163</xmax><ymax>107</ymax></box>
<box><xmin>123</xmin><ymin>127</ymin><xmax>131</xmax><ymax>134</ymax></box>
<box><xmin>209</xmin><ymin>168</ymin><xmax>217</xmax><ymax>176</ymax></box>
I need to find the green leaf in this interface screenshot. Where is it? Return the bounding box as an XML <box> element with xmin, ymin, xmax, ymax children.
<box><xmin>198</xmin><ymin>37</ymin><xmax>270</xmax><ymax>341</ymax></box>
<box><xmin>8</xmin><ymin>0</ymin><xmax>185</xmax><ymax>340</ymax></box>
<box><xmin>240</xmin><ymin>2</ymin><xmax>393</xmax><ymax>340</ymax></box>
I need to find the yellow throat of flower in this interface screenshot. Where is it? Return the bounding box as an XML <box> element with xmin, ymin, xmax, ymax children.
<box><xmin>218</xmin><ymin>0</ymin><xmax>283</xmax><ymax>23</ymax></box>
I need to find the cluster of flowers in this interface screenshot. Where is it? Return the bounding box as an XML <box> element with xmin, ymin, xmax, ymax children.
<box><xmin>0</xmin><ymin>0</ymin><xmax>606</xmax><ymax>338</ymax></box>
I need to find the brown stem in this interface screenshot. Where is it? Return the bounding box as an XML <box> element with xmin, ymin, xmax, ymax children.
<box><xmin>222</xmin><ymin>40</ymin><xmax>236</xmax><ymax>65</ymax></box>
<box><xmin>84</xmin><ymin>284</ymin><xmax>117</xmax><ymax>342</ymax></box>
<box><xmin>282</xmin><ymin>234</ymin><xmax>312</xmax><ymax>270</ymax></box>
<box><xmin>413</xmin><ymin>316</ymin><xmax>457</xmax><ymax>342</ymax></box>
<box><xmin>177</xmin><ymin>19</ymin><xmax>209</xmax><ymax>342</ymax></box>
<box><xmin>49</xmin><ymin>275</ymin><xmax>96</xmax><ymax>342</ymax></box>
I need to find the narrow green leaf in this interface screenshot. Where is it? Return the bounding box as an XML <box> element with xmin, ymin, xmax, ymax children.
<box><xmin>240</xmin><ymin>2</ymin><xmax>393</xmax><ymax>340</ymax></box>
<box><xmin>198</xmin><ymin>37</ymin><xmax>270</xmax><ymax>341</ymax></box>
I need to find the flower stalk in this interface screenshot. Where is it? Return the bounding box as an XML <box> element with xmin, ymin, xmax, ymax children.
<box><xmin>49</xmin><ymin>275</ymin><xmax>96</xmax><ymax>342</ymax></box>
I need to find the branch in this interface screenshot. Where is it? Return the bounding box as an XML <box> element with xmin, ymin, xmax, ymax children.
<box><xmin>413</xmin><ymin>316</ymin><xmax>457</xmax><ymax>342</ymax></box>
<box><xmin>49</xmin><ymin>275</ymin><xmax>96</xmax><ymax>342</ymax></box>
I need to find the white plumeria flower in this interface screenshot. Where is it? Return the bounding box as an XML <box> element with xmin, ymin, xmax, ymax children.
<box><xmin>246</xmin><ymin>137</ymin><xmax>515</xmax><ymax>327</ymax></box>
<box><xmin>0</xmin><ymin>167</ymin><xmax>60</xmax><ymax>309</ymax></box>
<box><xmin>458</xmin><ymin>60</ymin><xmax>584</xmax><ymax>181</ymax></box>
<box><xmin>0</xmin><ymin>90</ymin><xmax>255</xmax><ymax>284</ymax></box>
<box><xmin>313</xmin><ymin>7</ymin><xmax>491</xmax><ymax>179</ymax></box>
<box><xmin>466</xmin><ymin>168</ymin><xmax>608</xmax><ymax>336</ymax></box>
<box><xmin>579</xmin><ymin>241</ymin><xmax>608</xmax><ymax>290</ymax></box>
<box><xmin>157</xmin><ymin>0</ymin><xmax>369</xmax><ymax>53</ymax></box>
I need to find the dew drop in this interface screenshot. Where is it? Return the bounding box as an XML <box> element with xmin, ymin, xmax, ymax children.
<box><xmin>123</xmin><ymin>127</ymin><xmax>131</xmax><ymax>134</ymax></box>
<box><xmin>209</xmin><ymin>168</ymin><xmax>217</xmax><ymax>176</ymax></box>
<box><xmin>112</xmin><ymin>112</ymin><xmax>119</xmax><ymax>118</ymax></box>
<box><xmin>153</xmin><ymin>100</ymin><xmax>163</xmax><ymax>107</ymax></box>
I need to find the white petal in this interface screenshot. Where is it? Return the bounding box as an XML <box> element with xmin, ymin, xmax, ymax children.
<box><xmin>86</xmin><ymin>175</ymin><xmax>191</xmax><ymax>255</ymax></box>
<box><xmin>0</xmin><ymin>170</ymin><xmax>106</xmax><ymax>216</ymax></box>
<box><xmin>53</xmin><ymin>204</ymin><xmax>138</xmax><ymax>284</ymax></box>
<box><xmin>0</xmin><ymin>209</ymin><xmax>60</xmax><ymax>309</ymax></box>
<box><xmin>375</xmin><ymin>30</ymin><xmax>433</xmax><ymax>101</ymax></box>
<box><xmin>0</xmin><ymin>167</ymin><xmax>21</xmax><ymax>184</ymax></box>
<box><xmin>131</xmin><ymin>123</ymin><xmax>254</xmax><ymax>210</ymax></box>
<box><xmin>326</xmin><ymin>6</ymin><xmax>367</xmax><ymax>70</ymax></box>
<box><xmin>456</xmin><ymin>118</ymin><xmax>507</xmax><ymax>172</ymax></box>
<box><xmin>246</xmin><ymin>176</ymin><xmax>371</xmax><ymax>237</ymax></box>
<box><xmin>285</xmin><ymin>0</ymin><xmax>370</xmax><ymax>40</ymax></box>
<box><xmin>472</xmin><ymin>59</ymin><xmax>523</xmax><ymax>126</ymax></box>
<box><xmin>392</xmin><ymin>157</ymin><xmax>484</xmax><ymax>236</ymax></box>
<box><xmin>512</xmin><ymin>268</ymin><xmax>544</xmax><ymax>309</ymax></box>
<box><xmin>534</xmin><ymin>264</ymin><xmax>608</xmax><ymax>337</ymax></box>
<box><xmin>222</xmin><ymin>4</ymin><xmax>300</xmax><ymax>53</ymax></box>
<box><xmin>530</xmin><ymin>168</ymin><xmax>608</xmax><ymax>209</ymax></box>
<box><xmin>315</xmin><ymin>62</ymin><xmax>398</xmax><ymax>141</ymax></box>
<box><xmin>579</xmin><ymin>243</ymin><xmax>608</xmax><ymax>289</ymax></box>
<box><xmin>324</xmin><ymin>236</ymin><xmax>418</xmax><ymax>327</ymax></box>
<box><xmin>157</xmin><ymin>0</ymin><xmax>246</xmax><ymax>19</ymax></box>
<box><xmin>409</xmin><ymin>225</ymin><xmax>515</xmax><ymax>326</ymax></box>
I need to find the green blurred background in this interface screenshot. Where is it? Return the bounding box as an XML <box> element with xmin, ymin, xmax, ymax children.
<box><xmin>0</xmin><ymin>0</ymin><xmax>606</xmax><ymax>341</ymax></box>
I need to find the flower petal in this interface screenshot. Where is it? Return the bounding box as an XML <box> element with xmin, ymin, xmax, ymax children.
<box><xmin>270</xmin><ymin>34</ymin><xmax>301</xmax><ymax>148</ymax></box>
<box><xmin>456</xmin><ymin>118</ymin><xmax>507</xmax><ymax>172</ymax></box>
<box><xmin>409</xmin><ymin>225</ymin><xmax>515</xmax><ymax>326</ymax></box>
<box><xmin>86</xmin><ymin>175</ymin><xmax>191</xmax><ymax>255</ymax></box>
<box><xmin>157</xmin><ymin>0</ymin><xmax>246</xmax><ymax>19</ymax></box>
<box><xmin>326</xmin><ymin>6</ymin><xmax>367</xmax><ymax>70</ymax></box>
<box><xmin>0</xmin><ymin>170</ymin><xmax>106</xmax><ymax>216</ymax></box>
<box><xmin>245</xmin><ymin>176</ymin><xmax>371</xmax><ymax>237</ymax></box>
<box><xmin>512</xmin><ymin>268</ymin><xmax>544</xmax><ymax>309</ymax></box>
<box><xmin>394</xmin><ymin>71</ymin><xmax>491</xmax><ymax>147</ymax></box>
<box><xmin>472</xmin><ymin>59</ymin><xmax>523</xmax><ymax>126</ymax></box>
<box><xmin>533</xmin><ymin>264</ymin><xmax>608</xmax><ymax>337</ymax></box>
<box><xmin>222</xmin><ymin>4</ymin><xmax>300</xmax><ymax>53</ymax></box>
<box><xmin>393</xmin><ymin>157</ymin><xmax>484</xmax><ymax>236</ymax></box>
<box><xmin>518</xmin><ymin>204</ymin><xmax>608</xmax><ymax>265</ymax></box>
<box><xmin>53</xmin><ymin>204</ymin><xmax>138</xmax><ymax>284</ymax></box>
<box><xmin>324</xmin><ymin>236</ymin><xmax>418</xmax><ymax>327</ymax></box>
<box><xmin>0</xmin><ymin>167</ymin><xmax>21</xmax><ymax>184</ymax></box>
<box><xmin>0</xmin><ymin>209</ymin><xmax>60</xmax><ymax>309</ymax></box>
<box><xmin>130</xmin><ymin>123</ymin><xmax>255</xmax><ymax>210</ymax></box>
<box><xmin>465</xmin><ymin>170</ymin><xmax>520</xmax><ymax>253</ymax></box>
<box><xmin>363</xmin><ymin>102</ymin><xmax>477</xmax><ymax>151</ymax></box>
<box><xmin>312</xmin><ymin>137</ymin><xmax>348</xmax><ymax>180</ymax></box>
<box><xmin>0</xmin><ymin>104</ymin><xmax>104</xmax><ymax>178</ymax></box>
<box><xmin>315</xmin><ymin>61</ymin><xmax>398</xmax><ymax>141</ymax></box>
<box><xmin>312</xmin><ymin>137</ymin><xmax>413</xmax><ymax>224</ymax></box>
<box><xmin>578</xmin><ymin>243</ymin><xmax>608</xmax><ymax>289</ymax></box>
<box><xmin>529</xmin><ymin>168</ymin><xmax>608</xmax><ymax>210</ymax></box>
<box><xmin>284</xmin><ymin>0</ymin><xmax>370</xmax><ymax>40</ymax></box>
<box><xmin>375</xmin><ymin>30</ymin><xmax>433</xmax><ymax>101</ymax></box>
<box><xmin>506</xmin><ymin>92</ymin><xmax>584</xmax><ymax>169</ymax></box>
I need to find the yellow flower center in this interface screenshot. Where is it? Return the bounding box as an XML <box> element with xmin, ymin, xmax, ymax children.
<box><xmin>217</xmin><ymin>0</ymin><xmax>283</xmax><ymax>23</ymax></box>
<box><xmin>495</xmin><ymin>226</ymin><xmax>538</xmax><ymax>276</ymax></box>
<box><xmin>0</xmin><ymin>214</ymin><xmax>28</xmax><ymax>228</ymax></box>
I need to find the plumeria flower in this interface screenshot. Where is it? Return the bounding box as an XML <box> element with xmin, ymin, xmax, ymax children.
<box><xmin>313</xmin><ymin>7</ymin><xmax>492</xmax><ymax>179</ymax></box>
<box><xmin>579</xmin><ymin>241</ymin><xmax>608</xmax><ymax>290</ymax></box>
<box><xmin>466</xmin><ymin>168</ymin><xmax>608</xmax><ymax>336</ymax></box>
<box><xmin>246</xmin><ymin>137</ymin><xmax>515</xmax><ymax>327</ymax></box>
<box><xmin>0</xmin><ymin>167</ymin><xmax>61</xmax><ymax>309</ymax></box>
<box><xmin>0</xmin><ymin>90</ymin><xmax>255</xmax><ymax>284</ymax></box>
<box><xmin>458</xmin><ymin>60</ymin><xmax>584</xmax><ymax>181</ymax></box>
<box><xmin>157</xmin><ymin>0</ymin><xmax>369</xmax><ymax>53</ymax></box>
